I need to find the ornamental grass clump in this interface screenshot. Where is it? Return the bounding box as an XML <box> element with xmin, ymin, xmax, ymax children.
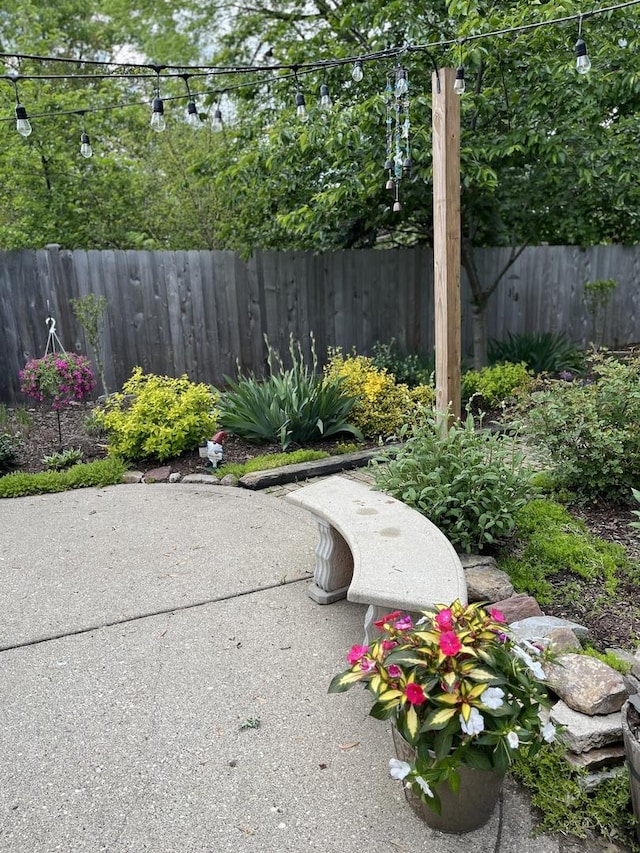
<box><xmin>329</xmin><ymin>601</ymin><xmax>556</xmax><ymax>815</ymax></box>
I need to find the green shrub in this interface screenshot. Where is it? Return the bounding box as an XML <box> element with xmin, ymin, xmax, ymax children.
<box><xmin>42</xmin><ymin>447</ymin><xmax>84</xmax><ymax>471</ymax></box>
<box><xmin>462</xmin><ymin>361</ymin><xmax>533</xmax><ymax>409</ymax></box>
<box><xmin>488</xmin><ymin>331</ymin><xmax>584</xmax><ymax>375</ymax></box>
<box><xmin>0</xmin><ymin>458</ymin><xmax>125</xmax><ymax>498</ymax></box>
<box><xmin>0</xmin><ymin>432</ymin><xmax>22</xmax><ymax>473</ymax></box>
<box><xmin>325</xmin><ymin>349</ymin><xmax>434</xmax><ymax>440</ymax></box>
<box><xmin>371</xmin><ymin>339</ymin><xmax>434</xmax><ymax>388</ymax></box>
<box><xmin>95</xmin><ymin>368</ymin><xmax>219</xmax><ymax>462</ymax></box>
<box><xmin>370</xmin><ymin>411</ymin><xmax>534</xmax><ymax>552</ymax></box>
<box><xmin>218</xmin><ymin>335</ymin><xmax>361</xmax><ymax>450</ymax></box>
<box><xmin>497</xmin><ymin>499</ymin><xmax>629</xmax><ymax>603</ymax></box>
<box><xmin>519</xmin><ymin>353</ymin><xmax>640</xmax><ymax>502</ymax></box>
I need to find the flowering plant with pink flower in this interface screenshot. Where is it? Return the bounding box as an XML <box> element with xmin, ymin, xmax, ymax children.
<box><xmin>20</xmin><ymin>353</ymin><xmax>96</xmax><ymax>410</ymax></box>
<box><xmin>329</xmin><ymin>600</ymin><xmax>557</xmax><ymax>814</ymax></box>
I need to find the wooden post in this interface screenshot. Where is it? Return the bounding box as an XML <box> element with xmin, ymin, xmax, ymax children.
<box><xmin>432</xmin><ymin>67</ymin><xmax>461</xmax><ymax>428</ymax></box>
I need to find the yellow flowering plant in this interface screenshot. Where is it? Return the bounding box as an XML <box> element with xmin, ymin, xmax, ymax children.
<box><xmin>329</xmin><ymin>600</ymin><xmax>557</xmax><ymax>814</ymax></box>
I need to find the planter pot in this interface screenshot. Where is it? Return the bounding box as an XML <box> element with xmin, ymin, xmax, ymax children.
<box><xmin>621</xmin><ymin>699</ymin><xmax>640</xmax><ymax>842</ymax></box>
<box><xmin>392</xmin><ymin>726</ymin><xmax>505</xmax><ymax>834</ymax></box>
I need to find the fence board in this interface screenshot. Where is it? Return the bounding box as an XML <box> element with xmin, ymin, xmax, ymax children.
<box><xmin>0</xmin><ymin>244</ymin><xmax>639</xmax><ymax>406</ymax></box>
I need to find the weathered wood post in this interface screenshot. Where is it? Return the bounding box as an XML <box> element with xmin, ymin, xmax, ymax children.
<box><xmin>432</xmin><ymin>67</ymin><xmax>461</xmax><ymax>429</ymax></box>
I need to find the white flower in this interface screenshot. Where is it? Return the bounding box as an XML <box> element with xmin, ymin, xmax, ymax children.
<box><xmin>507</xmin><ymin>731</ymin><xmax>520</xmax><ymax>749</ymax></box>
<box><xmin>414</xmin><ymin>775</ymin><xmax>434</xmax><ymax>798</ymax></box>
<box><xmin>542</xmin><ymin>722</ymin><xmax>557</xmax><ymax>743</ymax></box>
<box><xmin>481</xmin><ymin>686</ymin><xmax>505</xmax><ymax>710</ymax></box>
<box><xmin>460</xmin><ymin>707</ymin><xmax>485</xmax><ymax>736</ymax></box>
<box><xmin>512</xmin><ymin>645</ymin><xmax>545</xmax><ymax>680</ymax></box>
<box><xmin>389</xmin><ymin>758</ymin><xmax>412</xmax><ymax>780</ymax></box>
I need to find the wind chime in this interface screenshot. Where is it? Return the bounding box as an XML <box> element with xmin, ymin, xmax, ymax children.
<box><xmin>384</xmin><ymin>66</ymin><xmax>411</xmax><ymax>212</ymax></box>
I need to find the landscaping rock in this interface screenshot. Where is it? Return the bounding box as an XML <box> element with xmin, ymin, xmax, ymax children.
<box><xmin>181</xmin><ymin>473</ymin><xmax>220</xmax><ymax>485</ymax></box>
<box><xmin>564</xmin><ymin>744</ymin><xmax>626</xmax><ymax>771</ymax></box>
<box><xmin>546</xmin><ymin>627</ymin><xmax>582</xmax><ymax>654</ymax></box>
<box><xmin>624</xmin><ymin>674</ymin><xmax>640</xmax><ymax>696</ymax></box>
<box><xmin>461</xmin><ymin>555</ymin><xmax>514</xmax><ymax>603</ymax></box>
<box><xmin>549</xmin><ymin>701</ymin><xmax>622</xmax><ymax>752</ymax></box>
<box><xmin>544</xmin><ymin>654</ymin><xmax>628</xmax><ymax>715</ymax></box>
<box><xmin>491</xmin><ymin>593</ymin><xmax>543</xmax><ymax>624</ymax></box>
<box><xmin>122</xmin><ymin>470</ymin><xmax>143</xmax><ymax>484</ymax></box>
<box><xmin>169</xmin><ymin>472</ymin><xmax>181</xmax><ymax>483</ymax></box>
<box><xmin>220</xmin><ymin>474</ymin><xmax>239</xmax><ymax>487</ymax></box>
<box><xmin>509</xmin><ymin>614</ymin><xmax>589</xmax><ymax>643</ymax></box>
<box><xmin>143</xmin><ymin>465</ymin><xmax>171</xmax><ymax>483</ymax></box>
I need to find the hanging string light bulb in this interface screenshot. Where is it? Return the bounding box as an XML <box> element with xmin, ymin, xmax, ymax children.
<box><xmin>150</xmin><ymin>66</ymin><xmax>166</xmax><ymax>132</ymax></box>
<box><xmin>212</xmin><ymin>103</ymin><xmax>223</xmax><ymax>132</ymax></box>
<box><xmin>12</xmin><ymin>80</ymin><xmax>32</xmax><ymax>137</ymax></box>
<box><xmin>454</xmin><ymin>41</ymin><xmax>466</xmax><ymax>94</ymax></box>
<box><xmin>79</xmin><ymin>113</ymin><xmax>93</xmax><ymax>158</ymax></box>
<box><xmin>575</xmin><ymin>14</ymin><xmax>591</xmax><ymax>74</ymax></box>
<box><xmin>294</xmin><ymin>69</ymin><xmax>307</xmax><ymax>122</ymax></box>
<box><xmin>319</xmin><ymin>81</ymin><xmax>332</xmax><ymax>110</ymax></box>
<box><xmin>182</xmin><ymin>74</ymin><xmax>201</xmax><ymax>128</ymax></box>
<box><xmin>352</xmin><ymin>60</ymin><xmax>364</xmax><ymax>83</ymax></box>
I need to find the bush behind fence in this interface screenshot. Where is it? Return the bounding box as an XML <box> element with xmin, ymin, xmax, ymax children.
<box><xmin>0</xmin><ymin>244</ymin><xmax>638</xmax><ymax>405</ymax></box>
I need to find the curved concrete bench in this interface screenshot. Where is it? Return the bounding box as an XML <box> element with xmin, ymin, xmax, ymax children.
<box><xmin>285</xmin><ymin>475</ymin><xmax>467</xmax><ymax>641</ymax></box>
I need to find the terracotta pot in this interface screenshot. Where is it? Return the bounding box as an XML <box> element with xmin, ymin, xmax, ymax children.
<box><xmin>392</xmin><ymin>726</ymin><xmax>505</xmax><ymax>834</ymax></box>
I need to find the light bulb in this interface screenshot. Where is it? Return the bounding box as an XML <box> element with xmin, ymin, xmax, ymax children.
<box><xmin>575</xmin><ymin>38</ymin><xmax>591</xmax><ymax>74</ymax></box>
<box><xmin>15</xmin><ymin>104</ymin><xmax>32</xmax><ymax>137</ymax></box>
<box><xmin>186</xmin><ymin>100</ymin><xmax>201</xmax><ymax>128</ymax></box>
<box><xmin>320</xmin><ymin>83</ymin><xmax>332</xmax><ymax>110</ymax></box>
<box><xmin>394</xmin><ymin>69</ymin><xmax>409</xmax><ymax>97</ymax></box>
<box><xmin>453</xmin><ymin>66</ymin><xmax>466</xmax><ymax>95</ymax></box>
<box><xmin>352</xmin><ymin>60</ymin><xmax>364</xmax><ymax>83</ymax></box>
<box><xmin>295</xmin><ymin>91</ymin><xmax>307</xmax><ymax>122</ymax></box>
<box><xmin>80</xmin><ymin>131</ymin><xmax>93</xmax><ymax>158</ymax></box>
<box><xmin>150</xmin><ymin>97</ymin><xmax>166</xmax><ymax>132</ymax></box>
<box><xmin>212</xmin><ymin>107</ymin><xmax>223</xmax><ymax>131</ymax></box>
<box><xmin>393</xmin><ymin>200</ymin><xmax>402</xmax><ymax>212</ymax></box>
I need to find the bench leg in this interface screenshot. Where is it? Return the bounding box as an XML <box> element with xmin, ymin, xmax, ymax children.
<box><xmin>307</xmin><ymin>519</ymin><xmax>353</xmax><ymax>605</ymax></box>
<box><xmin>363</xmin><ymin>604</ymin><xmax>390</xmax><ymax>644</ymax></box>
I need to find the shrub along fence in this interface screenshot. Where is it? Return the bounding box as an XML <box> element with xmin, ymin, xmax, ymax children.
<box><xmin>0</xmin><ymin>243</ymin><xmax>638</xmax><ymax>405</ymax></box>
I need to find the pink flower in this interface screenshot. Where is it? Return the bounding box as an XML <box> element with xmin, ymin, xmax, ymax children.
<box><xmin>439</xmin><ymin>631</ymin><xmax>462</xmax><ymax>657</ymax></box>
<box><xmin>359</xmin><ymin>658</ymin><xmax>376</xmax><ymax>673</ymax></box>
<box><xmin>347</xmin><ymin>645</ymin><xmax>370</xmax><ymax>665</ymax></box>
<box><xmin>382</xmin><ymin>640</ymin><xmax>398</xmax><ymax>651</ymax></box>
<box><xmin>435</xmin><ymin>609</ymin><xmax>454</xmax><ymax>631</ymax></box>
<box><xmin>404</xmin><ymin>683</ymin><xmax>426</xmax><ymax>705</ymax></box>
<box><xmin>394</xmin><ymin>615</ymin><xmax>413</xmax><ymax>631</ymax></box>
<box><xmin>489</xmin><ymin>607</ymin><xmax>505</xmax><ymax>623</ymax></box>
<box><xmin>387</xmin><ymin>664</ymin><xmax>402</xmax><ymax>679</ymax></box>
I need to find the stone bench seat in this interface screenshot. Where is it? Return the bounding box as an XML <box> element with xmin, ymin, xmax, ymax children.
<box><xmin>285</xmin><ymin>475</ymin><xmax>467</xmax><ymax>641</ymax></box>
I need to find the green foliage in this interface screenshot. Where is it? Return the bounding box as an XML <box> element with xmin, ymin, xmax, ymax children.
<box><xmin>218</xmin><ymin>336</ymin><xmax>361</xmax><ymax>450</ymax></box>
<box><xmin>0</xmin><ymin>433</ymin><xmax>22</xmax><ymax>473</ymax></box>
<box><xmin>0</xmin><ymin>458</ymin><xmax>125</xmax><ymax>498</ymax></box>
<box><xmin>519</xmin><ymin>354</ymin><xmax>640</xmax><ymax>502</ymax></box>
<box><xmin>325</xmin><ymin>349</ymin><xmax>433</xmax><ymax>440</ymax></box>
<box><xmin>579</xmin><ymin>645</ymin><xmax>632</xmax><ymax>675</ymax></box>
<box><xmin>584</xmin><ymin>279</ymin><xmax>617</xmax><ymax>348</ymax></box>
<box><xmin>371</xmin><ymin>340</ymin><xmax>434</xmax><ymax>388</ymax></box>
<box><xmin>95</xmin><ymin>368</ymin><xmax>219</xmax><ymax>462</ymax></box>
<box><xmin>371</xmin><ymin>411</ymin><xmax>534</xmax><ymax>552</ymax></box>
<box><xmin>462</xmin><ymin>361</ymin><xmax>533</xmax><ymax>409</ymax></box>
<box><xmin>215</xmin><ymin>449</ymin><xmax>329</xmax><ymax>479</ymax></box>
<box><xmin>333</xmin><ymin>442</ymin><xmax>363</xmax><ymax>455</ymax></box>
<box><xmin>512</xmin><ymin>746</ymin><xmax>639</xmax><ymax>851</ymax></box>
<box><xmin>488</xmin><ymin>333</ymin><xmax>584</xmax><ymax>375</ymax></box>
<box><xmin>70</xmin><ymin>294</ymin><xmax>109</xmax><ymax>395</ymax></box>
<box><xmin>42</xmin><ymin>447</ymin><xmax>83</xmax><ymax>471</ymax></box>
<box><xmin>497</xmin><ymin>499</ymin><xmax>629</xmax><ymax>603</ymax></box>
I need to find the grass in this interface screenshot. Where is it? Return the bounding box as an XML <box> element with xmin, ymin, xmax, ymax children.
<box><xmin>214</xmin><ymin>448</ymin><xmax>330</xmax><ymax>479</ymax></box>
<box><xmin>0</xmin><ymin>458</ymin><xmax>126</xmax><ymax>498</ymax></box>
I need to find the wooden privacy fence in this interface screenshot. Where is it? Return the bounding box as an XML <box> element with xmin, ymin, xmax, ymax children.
<box><xmin>0</xmin><ymin>243</ymin><xmax>639</xmax><ymax>405</ymax></box>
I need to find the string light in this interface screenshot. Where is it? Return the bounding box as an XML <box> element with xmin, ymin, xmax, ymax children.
<box><xmin>453</xmin><ymin>42</ymin><xmax>465</xmax><ymax>94</ymax></box>
<box><xmin>150</xmin><ymin>66</ymin><xmax>166</xmax><ymax>132</ymax></box>
<box><xmin>79</xmin><ymin>112</ymin><xmax>92</xmax><ymax>157</ymax></box>
<box><xmin>351</xmin><ymin>60</ymin><xmax>364</xmax><ymax>82</ymax></box>
<box><xmin>293</xmin><ymin>69</ymin><xmax>307</xmax><ymax>122</ymax></box>
<box><xmin>575</xmin><ymin>15</ymin><xmax>592</xmax><ymax>74</ymax></box>
<box><xmin>212</xmin><ymin>104</ymin><xmax>223</xmax><ymax>131</ymax></box>
<box><xmin>182</xmin><ymin>74</ymin><xmax>201</xmax><ymax>128</ymax></box>
<box><xmin>11</xmin><ymin>79</ymin><xmax>32</xmax><ymax>137</ymax></box>
<box><xmin>319</xmin><ymin>82</ymin><xmax>332</xmax><ymax>110</ymax></box>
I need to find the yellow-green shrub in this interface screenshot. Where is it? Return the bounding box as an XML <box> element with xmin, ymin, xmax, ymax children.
<box><xmin>462</xmin><ymin>361</ymin><xmax>533</xmax><ymax>409</ymax></box>
<box><xmin>95</xmin><ymin>368</ymin><xmax>219</xmax><ymax>461</ymax></box>
<box><xmin>325</xmin><ymin>351</ymin><xmax>433</xmax><ymax>439</ymax></box>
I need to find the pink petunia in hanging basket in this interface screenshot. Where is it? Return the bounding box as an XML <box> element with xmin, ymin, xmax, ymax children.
<box><xmin>19</xmin><ymin>352</ymin><xmax>96</xmax><ymax>410</ymax></box>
